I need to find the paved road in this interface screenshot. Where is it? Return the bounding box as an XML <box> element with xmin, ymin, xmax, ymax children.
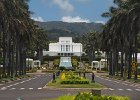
<box><xmin>0</xmin><ymin>73</ymin><xmax>81</xmax><ymax>100</ymax></box>
<box><xmin>1</xmin><ymin>73</ymin><xmax>140</xmax><ymax>100</ymax></box>
<box><xmin>86</xmin><ymin>73</ymin><xmax>140</xmax><ymax>100</ymax></box>
<box><xmin>0</xmin><ymin>73</ymin><xmax>53</xmax><ymax>100</ymax></box>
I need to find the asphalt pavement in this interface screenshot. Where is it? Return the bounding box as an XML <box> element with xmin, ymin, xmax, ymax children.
<box><xmin>86</xmin><ymin>73</ymin><xmax>140</xmax><ymax>100</ymax></box>
<box><xmin>0</xmin><ymin>72</ymin><xmax>140</xmax><ymax>100</ymax></box>
<box><xmin>0</xmin><ymin>73</ymin><xmax>53</xmax><ymax>100</ymax></box>
<box><xmin>0</xmin><ymin>73</ymin><xmax>80</xmax><ymax>100</ymax></box>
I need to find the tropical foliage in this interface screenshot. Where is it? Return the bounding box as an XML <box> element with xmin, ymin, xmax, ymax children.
<box><xmin>81</xmin><ymin>31</ymin><xmax>100</xmax><ymax>63</ymax></box>
<box><xmin>53</xmin><ymin>59</ymin><xmax>60</xmax><ymax>68</ymax></box>
<box><xmin>29</xmin><ymin>27</ymin><xmax>48</xmax><ymax>62</ymax></box>
<box><xmin>101</xmin><ymin>0</ymin><xmax>140</xmax><ymax>79</ymax></box>
<box><xmin>0</xmin><ymin>0</ymin><xmax>48</xmax><ymax>78</ymax></box>
<box><xmin>71</xmin><ymin>58</ymin><xmax>79</xmax><ymax>68</ymax></box>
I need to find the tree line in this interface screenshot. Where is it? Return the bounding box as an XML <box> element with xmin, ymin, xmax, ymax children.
<box><xmin>101</xmin><ymin>0</ymin><xmax>140</xmax><ymax>80</ymax></box>
<box><xmin>0</xmin><ymin>0</ymin><xmax>48</xmax><ymax>78</ymax></box>
<box><xmin>81</xmin><ymin>0</ymin><xmax>140</xmax><ymax>80</ymax></box>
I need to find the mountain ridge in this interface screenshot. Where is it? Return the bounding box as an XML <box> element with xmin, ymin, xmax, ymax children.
<box><xmin>36</xmin><ymin>21</ymin><xmax>103</xmax><ymax>41</ymax></box>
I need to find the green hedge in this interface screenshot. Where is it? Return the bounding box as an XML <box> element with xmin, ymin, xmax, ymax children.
<box><xmin>71</xmin><ymin>56</ymin><xmax>89</xmax><ymax>62</ymax></box>
<box><xmin>61</xmin><ymin>80</ymin><xmax>89</xmax><ymax>84</ymax></box>
<box><xmin>75</xmin><ymin>92</ymin><xmax>130</xmax><ymax>100</ymax></box>
<box><xmin>59</xmin><ymin>66</ymin><xmax>66</xmax><ymax>71</ymax></box>
<box><xmin>43</xmin><ymin>55</ymin><xmax>89</xmax><ymax>62</ymax></box>
<box><xmin>43</xmin><ymin>56</ymin><xmax>60</xmax><ymax>61</ymax></box>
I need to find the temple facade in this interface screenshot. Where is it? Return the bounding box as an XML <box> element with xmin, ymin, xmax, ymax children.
<box><xmin>43</xmin><ymin>37</ymin><xmax>82</xmax><ymax>56</ymax></box>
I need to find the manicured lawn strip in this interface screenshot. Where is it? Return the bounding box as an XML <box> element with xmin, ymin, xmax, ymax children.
<box><xmin>47</xmin><ymin>78</ymin><xmax>104</xmax><ymax>88</ymax></box>
<box><xmin>103</xmin><ymin>75</ymin><xmax>140</xmax><ymax>83</ymax></box>
<box><xmin>0</xmin><ymin>75</ymin><xmax>31</xmax><ymax>83</ymax></box>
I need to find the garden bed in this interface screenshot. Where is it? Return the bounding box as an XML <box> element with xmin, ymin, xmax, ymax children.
<box><xmin>45</xmin><ymin>71</ymin><xmax>104</xmax><ymax>89</ymax></box>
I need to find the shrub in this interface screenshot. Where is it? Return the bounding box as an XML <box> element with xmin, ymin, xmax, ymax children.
<box><xmin>61</xmin><ymin>73</ymin><xmax>66</xmax><ymax>80</ymax></box>
<box><xmin>75</xmin><ymin>92</ymin><xmax>130</xmax><ymax>100</ymax></box>
<box><xmin>43</xmin><ymin>56</ymin><xmax>60</xmax><ymax>61</ymax></box>
<box><xmin>64</xmin><ymin>71</ymin><xmax>80</xmax><ymax>80</ymax></box>
<box><xmin>59</xmin><ymin>66</ymin><xmax>66</xmax><ymax>71</ymax></box>
<box><xmin>60</xmin><ymin>72</ymin><xmax>90</xmax><ymax>84</ymax></box>
<box><xmin>71</xmin><ymin>59</ymin><xmax>79</xmax><ymax>68</ymax></box>
<box><xmin>61</xmin><ymin>79</ymin><xmax>89</xmax><ymax>84</ymax></box>
<box><xmin>53</xmin><ymin>59</ymin><xmax>60</xmax><ymax>68</ymax></box>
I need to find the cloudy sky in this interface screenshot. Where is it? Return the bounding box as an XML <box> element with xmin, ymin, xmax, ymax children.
<box><xmin>29</xmin><ymin>0</ymin><xmax>114</xmax><ymax>23</ymax></box>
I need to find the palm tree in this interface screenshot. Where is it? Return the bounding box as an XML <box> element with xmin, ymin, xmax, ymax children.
<box><xmin>35</xmin><ymin>28</ymin><xmax>48</xmax><ymax>63</ymax></box>
<box><xmin>82</xmin><ymin>31</ymin><xmax>100</xmax><ymax>64</ymax></box>
<box><xmin>0</xmin><ymin>0</ymin><xmax>37</xmax><ymax>77</ymax></box>
<box><xmin>101</xmin><ymin>0</ymin><xmax>140</xmax><ymax>79</ymax></box>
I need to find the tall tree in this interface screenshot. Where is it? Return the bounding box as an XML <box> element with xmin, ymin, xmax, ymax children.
<box><xmin>101</xmin><ymin>0</ymin><xmax>140</xmax><ymax>79</ymax></box>
<box><xmin>0</xmin><ymin>0</ymin><xmax>37</xmax><ymax>77</ymax></box>
<box><xmin>82</xmin><ymin>31</ymin><xmax>100</xmax><ymax>64</ymax></box>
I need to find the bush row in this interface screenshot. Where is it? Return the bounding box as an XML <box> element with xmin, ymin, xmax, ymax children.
<box><xmin>43</xmin><ymin>55</ymin><xmax>89</xmax><ymax>61</ymax></box>
<box><xmin>75</xmin><ymin>92</ymin><xmax>130</xmax><ymax>100</ymax></box>
<box><xmin>61</xmin><ymin>80</ymin><xmax>89</xmax><ymax>84</ymax></box>
<box><xmin>43</xmin><ymin>56</ymin><xmax>60</xmax><ymax>61</ymax></box>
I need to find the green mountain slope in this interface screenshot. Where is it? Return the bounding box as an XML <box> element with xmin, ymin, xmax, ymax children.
<box><xmin>36</xmin><ymin>21</ymin><xmax>103</xmax><ymax>41</ymax></box>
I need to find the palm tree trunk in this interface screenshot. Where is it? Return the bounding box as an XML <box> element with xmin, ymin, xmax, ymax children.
<box><xmin>109</xmin><ymin>51</ymin><xmax>113</xmax><ymax>75</ymax></box>
<box><xmin>2</xmin><ymin>32</ymin><xmax>6</xmax><ymax>77</ymax></box>
<box><xmin>92</xmin><ymin>50</ymin><xmax>95</xmax><ymax>62</ymax></box>
<box><xmin>37</xmin><ymin>48</ymin><xmax>43</xmax><ymax>63</ymax></box>
<box><xmin>23</xmin><ymin>46</ymin><xmax>27</xmax><ymax>75</ymax></box>
<box><xmin>19</xmin><ymin>45</ymin><xmax>23</xmax><ymax>75</ymax></box>
<box><xmin>134</xmin><ymin>34</ymin><xmax>138</xmax><ymax>80</ymax></box>
<box><xmin>106</xmin><ymin>52</ymin><xmax>109</xmax><ymax>71</ymax></box>
<box><xmin>15</xmin><ymin>42</ymin><xmax>20</xmax><ymax>76</ymax></box>
<box><xmin>128</xmin><ymin>50</ymin><xmax>132</xmax><ymax>79</ymax></box>
<box><xmin>112</xmin><ymin>49</ymin><xmax>116</xmax><ymax>76</ymax></box>
<box><xmin>123</xmin><ymin>53</ymin><xmax>127</xmax><ymax>80</ymax></box>
<box><xmin>121</xmin><ymin>52</ymin><xmax>124</xmax><ymax>77</ymax></box>
<box><xmin>116</xmin><ymin>50</ymin><xmax>119</xmax><ymax>76</ymax></box>
<box><xmin>11</xmin><ymin>43</ymin><xmax>14</xmax><ymax>77</ymax></box>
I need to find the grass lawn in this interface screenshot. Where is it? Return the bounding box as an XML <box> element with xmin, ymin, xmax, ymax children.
<box><xmin>46</xmin><ymin>78</ymin><xmax>105</xmax><ymax>89</ymax></box>
<box><xmin>0</xmin><ymin>75</ymin><xmax>31</xmax><ymax>83</ymax></box>
<box><xmin>105</xmin><ymin>74</ymin><xmax>140</xmax><ymax>83</ymax></box>
<box><xmin>43</xmin><ymin>95</ymin><xmax>75</xmax><ymax>100</ymax></box>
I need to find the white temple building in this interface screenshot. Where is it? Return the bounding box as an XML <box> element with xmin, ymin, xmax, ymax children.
<box><xmin>43</xmin><ymin>37</ymin><xmax>82</xmax><ymax>56</ymax></box>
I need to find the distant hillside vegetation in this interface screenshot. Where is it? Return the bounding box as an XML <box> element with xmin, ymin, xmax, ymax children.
<box><xmin>36</xmin><ymin>21</ymin><xmax>103</xmax><ymax>41</ymax></box>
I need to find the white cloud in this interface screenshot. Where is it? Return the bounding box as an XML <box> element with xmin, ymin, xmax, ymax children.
<box><xmin>52</xmin><ymin>0</ymin><xmax>74</xmax><ymax>13</ymax></box>
<box><xmin>61</xmin><ymin>16</ymin><xmax>90</xmax><ymax>23</ymax></box>
<box><xmin>95</xmin><ymin>21</ymin><xmax>105</xmax><ymax>24</ymax></box>
<box><xmin>31</xmin><ymin>17</ymin><xmax>45</xmax><ymax>22</ymax></box>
